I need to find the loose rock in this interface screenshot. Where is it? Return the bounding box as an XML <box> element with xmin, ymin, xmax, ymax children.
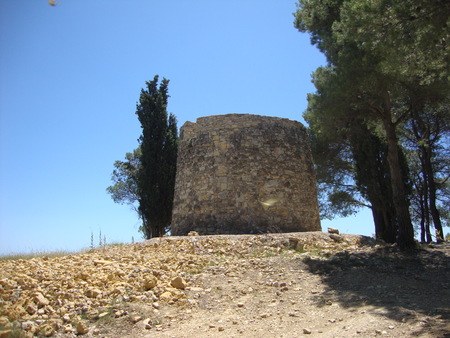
<box><xmin>39</xmin><ymin>323</ymin><xmax>55</xmax><ymax>337</ymax></box>
<box><xmin>76</xmin><ymin>321</ymin><xmax>89</xmax><ymax>335</ymax></box>
<box><xmin>328</xmin><ymin>227</ymin><xmax>340</xmax><ymax>234</ymax></box>
<box><xmin>159</xmin><ymin>291</ymin><xmax>173</xmax><ymax>302</ymax></box>
<box><xmin>171</xmin><ymin>276</ymin><xmax>187</xmax><ymax>290</ymax></box>
<box><xmin>329</xmin><ymin>234</ymin><xmax>344</xmax><ymax>243</ymax></box>
<box><xmin>143</xmin><ymin>276</ymin><xmax>158</xmax><ymax>290</ymax></box>
<box><xmin>85</xmin><ymin>288</ymin><xmax>101</xmax><ymax>298</ymax></box>
<box><xmin>33</xmin><ymin>292</ymin><xmax>49</xmax><ymax>308</ymax></box>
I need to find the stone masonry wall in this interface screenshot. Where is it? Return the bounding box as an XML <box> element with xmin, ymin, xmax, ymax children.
<box><xmin>171</xmin><ymin>114</ymin><xmax>321</xmax><ymax>235</ymax></box>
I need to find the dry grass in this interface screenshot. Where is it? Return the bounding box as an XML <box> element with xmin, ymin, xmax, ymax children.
<box><xmin>0</xmin><ymin>249</ymin><xmax>82</xmax><ymax>261</ymax></box>
<box><xmin>0</xmin><ymin>242</ymin><xmax>127</xmax><ymax>261</ymax></box>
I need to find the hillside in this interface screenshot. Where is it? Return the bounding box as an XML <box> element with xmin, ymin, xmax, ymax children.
<box><xmin>1</xmin><ymin>232</ymin><xmax>449</xmax><ymax>337</ymax></box>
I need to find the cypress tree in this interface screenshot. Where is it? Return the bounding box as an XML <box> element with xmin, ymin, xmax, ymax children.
<box><xmin>135</xmin><ymin>75</ymin><xmax>178</xmax><ymax>238</ymax></box>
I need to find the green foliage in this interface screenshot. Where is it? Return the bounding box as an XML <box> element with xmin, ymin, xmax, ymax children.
<box><xmin>333</xmin><ymin>0</ymin><xmax>449</xmax><ymax>85</ymax></box>
<box><xmin>106</xmin><ymin>147</ymin><xmax>142</xmax><ymax>215</ymax></box>
<box><xmin>308</xmin><ymin>126</ymin><xmax>362</xmax><ymax>220</ymax></box>
<box><xmin>135</xmin><ymin>75</ymin><xmax>178</xmax><ymax>239</ymax></box>
<box><xmin>304</xmin><ymin>65</ymin><xmax>403</xmax><ymax>242</ymax></box>
<box><xmin>403</xmin><ymin>102</ymin><xmax>450</xmax><ymax>242</ymax></box>
<box><xmin>294</xmin><ymin>0</ymin><xmax>449</xmax><ymax>248</ymax></box>
<box><xmin>107</xmin><ymin>76</ymin><xmax>178</xmax><ymax>239</ymax></box>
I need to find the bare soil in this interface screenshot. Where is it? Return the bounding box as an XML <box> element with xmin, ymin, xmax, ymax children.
<box><xmin>1</xmin><ymin>232</ymin><xmax>449</xmax><ymax>337</ymax></box>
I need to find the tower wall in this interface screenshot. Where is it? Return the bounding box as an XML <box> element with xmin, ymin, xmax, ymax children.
<box><xmin>171</xmin><ymin>114</ymin><xmax>321</xmax><ymax>235</ymax></box>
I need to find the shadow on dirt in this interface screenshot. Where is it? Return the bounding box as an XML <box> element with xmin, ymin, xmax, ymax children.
<box><xmin>300</xmin><ymin>244</ymin><xmax>450</xmax><ymax>337</ymax></box>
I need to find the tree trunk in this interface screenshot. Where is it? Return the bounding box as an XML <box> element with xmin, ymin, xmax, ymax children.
<box><xmin>422</xmin><ymin>146</ymin><xmax>444</xmax><ymax>242</ymax></box>
<box><xmin>411</xmin><ymin>114</ymin><xmax>441</xmax><ymax>243</ymax></box>
<box><xmin>382</xmin><ymin>108</ymin><xmax>415</xmax><ymax>249</ymax></box>
<box><xmin>420</xmin><ymin>160</ymin><xmax>432</xmax><ymax>243</ymax></box>
<box><xmin>384</xmin><ymin>209</ymin><xmax>397</xmax><ymax>243</ymax></box>
<box><xmin>372</xmin><ymin>204</ymin><xmax>397</xmax><ymax>243</ymax></box>
<box><xmin>418</xmin><ymin>186</ymin><xmax>425</xmax><ymax>243</ymax></box>
<box><xmin>372</xmin><ymin>208</ymin><xmax>389</xmax><ymax>242</ymax></box>
<box><xmin>425</xmin><ymin>214</ymin><xmax>432</xmax><ymax>243</ymax></box>
<box><xmin>418</xmin><ymin>183</ymin><xmax>432</xmax><ymax>243</ymax></box>
<box><xmin>420</xmin><ymin>209</ymin><xmax>425</xmax><ymax>243</ymax></box>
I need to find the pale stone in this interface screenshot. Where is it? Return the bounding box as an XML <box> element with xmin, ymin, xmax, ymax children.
<box><xmin>21</xmin><ymin>321</ymin><xmax>37</xmax><ymax>333</ymax></box>
<box><xmin>114</xmin><ymin>310</ymin><xmax>126</xmax><ymax>318</ymax></box>
<box><xmin>33</xmin><ymin>292</ymin><xmax>50</xmax><ymax>308</ymax></box>
<box><xmin>330</xmin><ymin>234</ymin><xmax>344</xmax><ymax>243</ymax></box>
<box><xmin>76</xmin><ymin>272</ymin><xmax>90</xmax><ymax>281</ymax></box>
<box><xmin>64</xmin><ymin>324</ymin><xmax>74</xmax><ymax>333</ymax></box>
<box><xmin>130</xmin><ymin>315</ymin><xmax>143</xmax><ymax>324</ymax></box>
<box><xmin>143</xmin><ymin>318</ymin><xmax>152</xmax><ymax>330</ymax></box>
<box><xmin>189</xmin><ymin>287</ymin><xmax>204</xmax><ymax>292</ymax></box>
<box><xmin>85</xmin><ymin>288</ymin><xmax>101</xmax><ymax>298</ymax></box>
<box><xmin>26</xmin><ymin>303</ymin><xmax>37</xmax><ymax>315</ymax></box>
<box><xmin>98</xmin><ymin>312</ymin><xmax>109</xmax><ymax>319</ymax></box>
<box><xmin>159</xmin><ymin>291</ymin><xmax>173</xmax><ymax>302</ymax></box>
<box><xmin>39</xmin><ymin>323</ymin><xmax>55</xmax><ymax>337</ymax></box>
<box><xmin>143</xmin><ymin>276</ymin><xmax>158</xmax><ymax>290</ymax></box>
<box><xmin>171</xmin><ymin>276</ymin><xmax>186</xmax><ymax>290</ymax></box>
<box><xmin>76</xmin><ymin>321</ymin><xmax>89</xmax><ymax>335</ymax></box>
<box><xmin>0</xmin><ymin>330</ymin><xmax>13</xmax><ymax>337</ymax></box>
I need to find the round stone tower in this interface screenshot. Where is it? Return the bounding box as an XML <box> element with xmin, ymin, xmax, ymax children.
<box><xmin>171</xmin><ymin>114</ymin><xmax>321</xmax><ymax>235</ymax></box>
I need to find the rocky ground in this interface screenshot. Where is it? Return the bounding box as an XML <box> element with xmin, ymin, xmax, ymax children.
<box><xmin>1</xmin><ymin>231</ymin><xmax>449</xmax><ymax>338</ymax></box>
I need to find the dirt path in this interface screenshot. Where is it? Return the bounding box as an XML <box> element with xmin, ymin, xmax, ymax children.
<box><xmin>1</xmin><ymin>232</ymin><xmax>449</xmax><ymax>337</ymax></box>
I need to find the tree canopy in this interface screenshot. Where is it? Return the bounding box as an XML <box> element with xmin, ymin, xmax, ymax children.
<box><xmin>295</xmin><ymin>0</ymin><xmax>449</xmax><ymax>248</ymax></box>
<box><xmin>107</xmin><ymin>76</ymin><xmax>178</xmax><ymax>239</ymax></box>
<box><xmin>135</xmin><ymin>75</ymin><xmax>178</xmax><ymax>239</ymax></box>
<box><xmin>106</xmin><ymin>147</ymin><xmax>141</xmax><ymax>215</ymax></box>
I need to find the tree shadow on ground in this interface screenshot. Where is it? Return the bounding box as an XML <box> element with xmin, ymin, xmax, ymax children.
<box><xmin>300</xmin><ymin>244</ymin><xmax>450</xmax><ymax>337</ymax></box>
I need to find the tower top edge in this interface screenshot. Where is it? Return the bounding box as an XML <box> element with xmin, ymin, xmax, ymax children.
<box><xmin>182</xmin><ymin>113</ymin><xmax>306</xmax><ymax>129</ymax></box>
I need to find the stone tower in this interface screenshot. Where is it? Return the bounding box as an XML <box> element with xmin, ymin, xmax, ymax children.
<box><xmin>171</xmin><ymin>114</ymin><xmax>321</xmax><ymax>235</ymax></box>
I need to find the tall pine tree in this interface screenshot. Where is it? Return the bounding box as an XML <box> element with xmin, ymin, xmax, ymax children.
<box><xmin>295</xmin><ymin>0</ymin><xmax>449</xmax><ymax>248</ymax></box>
<box><xmin>136</xmin><ymin>75</ymin><xmax>178</xmax><ymax>238</ymax></box>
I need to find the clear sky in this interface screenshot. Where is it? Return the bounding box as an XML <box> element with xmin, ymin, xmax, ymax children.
<box><xmin>0</xmin><ymin>0</ymin><xmax>374</xmax><ymax>255</ymax></box>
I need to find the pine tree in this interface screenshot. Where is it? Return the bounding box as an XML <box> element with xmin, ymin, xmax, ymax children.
<box><xmin>294</xmin><ymin>0</ymin><xmax>449</xmax><ymax>248</ymax></box>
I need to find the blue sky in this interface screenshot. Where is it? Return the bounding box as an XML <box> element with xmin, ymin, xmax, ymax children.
<box><xmin>0</xmin><ymin>0</ymin><xmax>374</xmax><ymax>255</ymax></box>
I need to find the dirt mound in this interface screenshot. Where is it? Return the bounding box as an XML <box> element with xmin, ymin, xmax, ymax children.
<box><xmin>1</xmin><ymin>232</ymin><xmax>449</xmax><ymax>337</ymax></box>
